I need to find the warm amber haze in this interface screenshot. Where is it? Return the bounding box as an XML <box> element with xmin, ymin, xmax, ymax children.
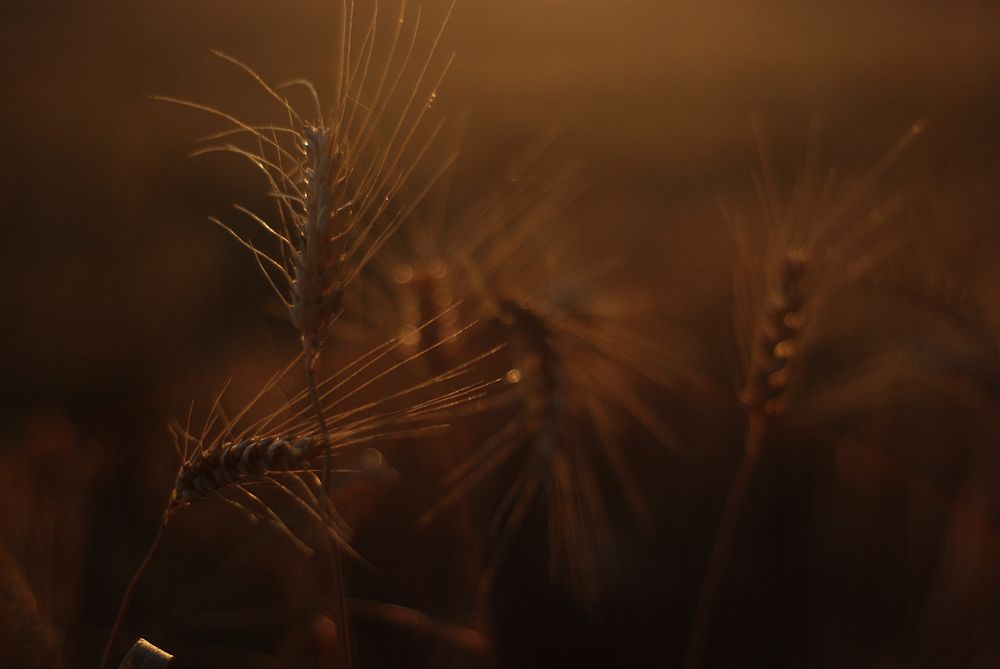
<box><xmin>2</xmin><ymin>1</ymin><xmax>1000</xmax><ymax>667</ymax></box>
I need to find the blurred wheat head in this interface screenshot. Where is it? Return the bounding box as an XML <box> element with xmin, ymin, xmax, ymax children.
<box><xmin>884</xmin><ymin>181</ymin><xmax>1000</xmax><ymax>407</ymax></box>
<box><xmin>349</xmin><ymin>145</ymin><xmax>687</xmax><ymax>610</ymax></box>
<box><xmin>728</xmin><ymin>117</ymin><xmax>927</xmax><ymax>428</ymax></box>
<box><xmin>683</xmin><ymin>118</ymin><xmax>928</xmax><ymax>669</ymax></box>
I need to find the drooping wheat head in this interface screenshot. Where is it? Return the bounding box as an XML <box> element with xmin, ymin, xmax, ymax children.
<box><xmin>165</xmin><ymin>315</ymin><xmax>504</xmax><ymax>554</ymax></box>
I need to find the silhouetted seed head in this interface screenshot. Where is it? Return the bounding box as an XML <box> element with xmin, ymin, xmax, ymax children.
<box><xmin>164</xmin><ymin>313</ymin><xmax>504</xmax><ymax>554</ymax></box>
<box><xmin>156</xmin><ymin>1</ymin><xmax>457</xmax><ymax>360</ymax></box>
<box><xmin>172</xmin><ymin>436</ymin><xmax>318</xmax><ymax>507</ymax></box>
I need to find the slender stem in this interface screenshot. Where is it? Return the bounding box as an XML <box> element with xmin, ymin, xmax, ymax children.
<box><xmin>305</xmin><ymin>353</ymin><xmax>352</xmax><ymax>669</ymax></box>
<box><xmin>99</xmin><ymin>521</ymin><xmax>167</xmax><ymax>669</ymax></box>
<box><xmin>682</xmin><ymin>410</ymin><xmax>768</xmax><ymax>669</ymax></box>
<box><xmin>306</xmin><ymin>354</ymin><xmax>334</xmax><ymax>494</ymax></box>
<box><xmin>329</xmin><ymin>539</ymin><xmax>352</xmax><ymax>669</ymax></box>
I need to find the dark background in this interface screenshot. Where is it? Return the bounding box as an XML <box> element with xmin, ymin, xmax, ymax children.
<box><xmin>2</xmin><ymin>1</ymin><xmax>1000</xmax><ymax>667</ymax></box>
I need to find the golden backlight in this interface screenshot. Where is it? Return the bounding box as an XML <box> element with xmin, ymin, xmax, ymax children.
<box><xmin>2</xmin><ymin>1</ymin><xmax>999</xmax><ymax>667</ymax></box>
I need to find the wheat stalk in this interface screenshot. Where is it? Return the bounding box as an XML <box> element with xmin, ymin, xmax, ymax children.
<box><xmin>683</xmin><ymin>117</ymin><xmax>926</xmax><ymax>669</ymax></box>
<box><xmin>136</xmin><ymin>8</ymin><xmax>458</xmax><ymax>666</ymax></box>
<box><xmin>100</xmin><ymin>309</ymin><xmax>503</xmax><ymax>669</ymax></box>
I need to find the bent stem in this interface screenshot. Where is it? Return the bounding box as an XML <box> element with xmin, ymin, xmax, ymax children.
<box><xmin>99</xmin><ymin>520</ymin><xmax>167</xmax><ymax>669</ymax></box>
<box><xmin>683</xmin><ymin>410</ymin><xmax>768</xmax><ymax>669</ymax></box>
<box><xmin>305</xmin><ymin>352</ymin><xmax>352</xmax><ymax>669</ymax></box>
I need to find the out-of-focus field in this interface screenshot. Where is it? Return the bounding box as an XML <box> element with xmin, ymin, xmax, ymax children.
<box><xmin>2</xmin><ymin>0</ymin><xmax>999</xmax><ymax>397</ymax></box>
<box><xmin>2</xmin><ymin>1</ymin><xmax>1000</xmax><ymax>667</ymax></box>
